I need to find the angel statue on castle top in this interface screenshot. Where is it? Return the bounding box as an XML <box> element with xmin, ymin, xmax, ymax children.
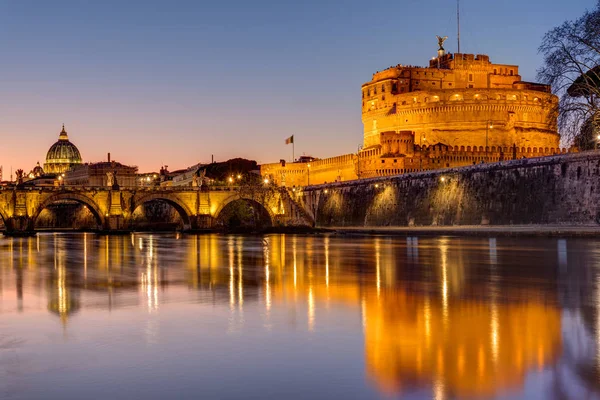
<box><xmin>436</xmin><ymin>35</ymin><xmax>448</xmax><ymax>52</ymax></box>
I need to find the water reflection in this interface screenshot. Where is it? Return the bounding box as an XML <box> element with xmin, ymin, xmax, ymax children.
<box><xmin>1</xmin><ymin>233</ymin><xmax>600</xmax><ymax>399</ymax></box>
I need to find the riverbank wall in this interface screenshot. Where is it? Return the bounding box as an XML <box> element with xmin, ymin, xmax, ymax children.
<box><xmin>297</xmin><ymin>151</ymin><xmax>600</xmax><ymax>227</ymax></box>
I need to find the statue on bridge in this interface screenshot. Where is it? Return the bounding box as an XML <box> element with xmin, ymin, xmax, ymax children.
<box><xmin>106</xmin><ymin>170</ymin><xmax>120</xmax><ymax>190</ymax></box>
<box><xmin>196</xmin><ymin>169</ymin><xmax>207</xmax><ymax>191</ymax></box>
<box><xmin>106</xmin><ymin>172</ymin><xmax>114</xmax><ymax>187</ymax></box>
<box><xmin>15</xmin><ymin>169</ymin><xmax>24</xmax><ymax>186</ymax></box>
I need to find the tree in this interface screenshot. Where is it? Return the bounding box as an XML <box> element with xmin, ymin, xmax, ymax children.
<box><xmin>537</xmin><ymin>1</ymin><xmax>600</xmax><ymax>148</ymax></box>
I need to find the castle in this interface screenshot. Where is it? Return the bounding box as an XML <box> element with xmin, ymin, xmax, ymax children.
<box><xmin>261</xmin><ymin>47</ymin><xmax>565</xmax><ymax>186</ymax></box>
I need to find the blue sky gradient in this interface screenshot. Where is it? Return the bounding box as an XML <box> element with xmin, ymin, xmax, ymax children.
<box><xmin>0</xmin><ymin>0</ymin><xmax>593</xmax><ymax>172</ymax></box>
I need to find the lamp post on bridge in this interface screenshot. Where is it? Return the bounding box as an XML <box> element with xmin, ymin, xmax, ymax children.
<box><xmin>307</xmin><ymin>163</ymin><xmax>311</xmax><ymax>186</ymax></box>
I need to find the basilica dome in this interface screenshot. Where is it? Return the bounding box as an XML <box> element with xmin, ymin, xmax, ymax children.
<box><xmin>44</xmin><ymin>125</ymin><xmax>83</xmax><ymax>174</ymax></box>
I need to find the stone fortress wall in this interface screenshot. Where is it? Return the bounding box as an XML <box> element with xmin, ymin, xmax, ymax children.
<box><xmin>261</xmin><ymin>143</ymin><xmax>573</xmax><ymax>187</ymax></box>
<box><xmin>261</xmin><ymin>52</ymin><xmax>562</xmax><ymax>187</ymax></box>
<box><xmin>296</xmin><ymin>151</ymin><xmax>600</xmax><ymax>228</ymax></box>
<box><xmin>361</xmin><ymin>53</ymin><xmax>558</xmax><ymax>149</ymax></box>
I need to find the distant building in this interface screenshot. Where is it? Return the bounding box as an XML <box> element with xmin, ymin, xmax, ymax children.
<box><xmin>44</xmin><ymin>125</ymin><xmax>83</xmax><ymax>174</ymax></box>
<box><xmin>64</xmin><ymin>158</ymin><xmax>138</xmax><ymax>187</ymax></box>
<box><xmin>162</xmin><ymin>163</ymin><xmax>205</xmax><ymax>187</ymax></box>
<box><xmin>262</xmin><ymin>45</ymin><xmax>563</xmax><ymax>186</ymax></box>
<box><xmin>137</xmin><ymin>172</ymin><xmax>160</xmax><ymax>187</ymax></box>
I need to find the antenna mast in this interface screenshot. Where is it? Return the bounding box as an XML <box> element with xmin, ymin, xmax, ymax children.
<box><xmin>457</xmin><ymin>0</ymin><xmax>461</xmax><ymax>53</ymax></box>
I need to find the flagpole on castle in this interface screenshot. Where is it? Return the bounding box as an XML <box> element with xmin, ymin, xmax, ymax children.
<box><xmin>293</xmin><ymin>136</ymin><xmax>295</xmax><ymax>163</ymax></box>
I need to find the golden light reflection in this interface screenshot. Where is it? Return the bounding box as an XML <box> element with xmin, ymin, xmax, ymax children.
<box><xmin>237</xmin><ymin>238</ymin><xmax>243</xmax><ymax>310</ymax></box>
<box><xmin>228</xmin><ymin>237</ymin><xmax>235</xmax><ymax>310</ymax></box>
<box><xmin>0</xmin><ymin>233</ymin><xmax>566</xmax><ymax>400</ymax></box>
<box><xmin>293</xmin><ymin>236</ymin><xmax>297</xmax><ymax>288</ymax></box>
<box><xmin>308</xmin><ymin>286</ymin><xmax>315</xmax><ymax>331</ymax></box>
<box><xmin>264</xmin><ymin>240</ymin><xmax>271</xmax><ymax>314</ymax></box>
<box><xmin>140</xmin><ymin>236</ymin><xmax>158</xmax><ymax>312</ymax></box>
<box><xmin>375</xmin><ymin>237</ymin><xmax>381</xmax><ymax>297</ymax></box>
<box><xmin>325</xmin><ymin>236</ymin><xmax>330</xmax><ymax>288</ymax></box>
<box><xmin>364</xmin><ymin>290</ymin><xmax>561</xmax><ymax>398</ymax></box>
<box><xmin>440</xmin><ymin>238</ymin><xmax>449</xmax><ymax>327</ymax></box>
<box><xmin>84</xmin><ymin>232</ymin><xmax>88</xmax><ymax>279</ymax></box>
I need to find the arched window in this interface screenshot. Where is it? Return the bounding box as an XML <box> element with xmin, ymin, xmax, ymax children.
<box><xmin>381</xmin><ymin>84</ymin><xmax>385</xmax><ymax>92</ymax></box>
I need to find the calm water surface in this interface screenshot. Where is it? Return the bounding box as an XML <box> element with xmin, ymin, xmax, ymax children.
<box><xmin>0</xmin><ymin>233</ymin><xmax>599</xmax><ymax>399</ymax></box>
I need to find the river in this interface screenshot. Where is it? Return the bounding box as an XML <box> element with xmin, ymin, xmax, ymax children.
<box><xmin>0</xmin><ymin>233</ymin><xmax>598</xmax><ymax>399</ymax></box>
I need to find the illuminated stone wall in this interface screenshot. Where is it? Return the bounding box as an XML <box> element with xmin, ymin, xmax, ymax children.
<box><xmin>261</xmin><ymin>154</ymin><xmax>358</xmax><ymax>187</ymax></box>
<box><xmin>296</xmin><ymin>151</ymin><xmax>600</xmax><ymax>227</ymax></box>
<box><xmin>362</xmin><ymin>53</ymin><xmax>559</xmax><ymax>150</ymax></box>
<box><xmin>260</xmin><ymin>53</ymin><xmax>562</xmax><ymax>186</ymax></box>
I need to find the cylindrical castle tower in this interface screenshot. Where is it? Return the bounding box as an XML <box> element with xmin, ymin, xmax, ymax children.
<box><xmin>361</xmin><ymin>53</ymin><xmax>559</xmax><ymax>152</ymax></box>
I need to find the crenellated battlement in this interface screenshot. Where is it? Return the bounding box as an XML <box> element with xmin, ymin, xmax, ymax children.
<box><xmin>361</xmin><ymin>53</ymin><xmax>558</xmax><ymax>150</ymax></box>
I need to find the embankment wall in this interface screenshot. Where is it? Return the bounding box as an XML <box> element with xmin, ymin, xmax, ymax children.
<box><xmin>298</xmin><ymin>152</ymin><xmax>600</xmax><ymax>227</ymax></box>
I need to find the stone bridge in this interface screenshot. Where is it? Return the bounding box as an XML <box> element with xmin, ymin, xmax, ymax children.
<box><xmin>0</xmin><ymin>185</ymin><xmax>312</xmax><ymax>235</ymax></box>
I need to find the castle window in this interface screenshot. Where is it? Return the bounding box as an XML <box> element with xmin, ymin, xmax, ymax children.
<box><xmin>510</xmin><ymin>70</ymin><xmax>514</xmax><ymax>76</ymax></box>
<box><xmin>468</xmin><ymin>73</ymin><xmax>473</xmax><ymax>82</ymax></box>
<box><xmin>494</xmin><ymin>68</ymin><xmax>497</xmax><ymax>74</ymax></box>
<box><xmin>382</xmin><ymin>95</ymin><xmax>385</xmax><ymax>101</ymax></box>
<box><xmin>468</xmin><ymin>84</ymin><xmax>473</xmax><ymax>88</ymax></box>
<box><xmin>381</xmin><ymin>84</ymin><xmax>385</xmax><ymax>92</ymax></box>
<box><xmin>415</xmin><ymin>81</ymin><xmax>420</xmax><ymax>85</ymax></box>
<box><xmin>374</xmin><ymin>87</ymin><xmax>377</xmax><ymax>94</ymax></box>
<box><xmin>448</xmin><ymin>83</ymin><xmax>452</xmax><ymax>86</ymax></box>
<box><xmin>392</xmin><ymin>83</ymin><xmax>398</xmax><ymax>92</ymax></box>
<box><xmin>381</xmin><ymin>160</ymin><xmax>385</xmax><ymax>164</ymax></box>
<box><xmin>367</xmin><ymin>88</ymin><xmax>370</xmax><ymax>96</ymax></box>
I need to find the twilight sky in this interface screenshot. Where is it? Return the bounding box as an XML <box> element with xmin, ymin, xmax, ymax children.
<box><xmin>0</xmin><ymin>0</ymin><xmax>593</xmax><ymax>173</ymax></box>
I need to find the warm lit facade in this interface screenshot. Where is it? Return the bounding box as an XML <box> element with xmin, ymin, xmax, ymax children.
<box><xmin>44</xmin><ymin>125</ymin><xmax>83</xmax><ymax>174</ymax></box>
<box><xmin>64</xmin><ymin>160</ymin><xmax>139</xmax><ymax>187</ymax></box>
<box><xmin>362</xmin><ymin>53</ymin><xmax>558</xmax><ymax>150</ymax></box>
<box><xmin>261</xmin><ymin>51</ymin><xmax>564</xmax><ymax>186</ymax></box>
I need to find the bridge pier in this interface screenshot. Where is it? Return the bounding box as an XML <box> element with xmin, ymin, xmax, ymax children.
<box><xmin>4</xmin><ymin>217</ymin><xmax>35</xmax><ymax>237</ymax></box>
<box><xmin>104</xmin><ymin>215</ymin><xmax>128</xmax><ymax>233</ymax></box>
<box><xmin>188</xmin><ymin>215</ymin><xmax>214</xmax><ymax>231</ymax></box>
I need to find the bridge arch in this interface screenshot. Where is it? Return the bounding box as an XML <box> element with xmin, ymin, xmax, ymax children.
<box><xmin>32</xmin><ymin>192</ymin><xmax>105</xmax><ymax>229</ymax></box>
<box><xmin>0</xmin><ymin>207</ymin><xmax>9</xmax><ymax>227</ymax></box>
<box><xmin>214</xmin><ymin>196</ymin><xmax>273</xmax><ymax>230</ymax></box>
<box><xmin>130</xmin><ymin>193</ymin><xmax>193</xmax><ymax>229</ymax></box>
